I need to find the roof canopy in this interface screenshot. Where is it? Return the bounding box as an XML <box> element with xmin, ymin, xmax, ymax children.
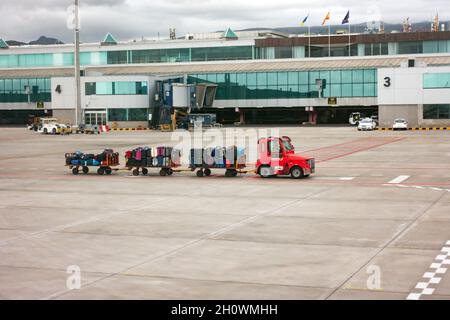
<box><xmin>222</xmin><ymin>28</ymin><xmax>238</xmax><ymax>39</ymax></box>
<box><xmin>0</xmin><ymin>38</ymin><xmax>9</xmax><ymax>49</ymax></box>
<box><xmin>101</xmin><ymin>33</ymin><xmax>118</xmax><ymax>45</ymax></box>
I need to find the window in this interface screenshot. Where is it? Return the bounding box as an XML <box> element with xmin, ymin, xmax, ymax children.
<box><xmin>274</xmin><ymin>47</ymin><xmax>292</xmax><ymax>59</ymax></box>
<box><xmin>398</xmin><ymin>41</ymin><xmax>423</xmax><ymax>54</ymax></box>
<box><xmin>136</xmin><ymin>81</ymin><xmax>148</xmax><ymax>95</ymax></box>
<box><xmin>115</xmin><ymin>81</ymin><xmax>135</xmax><ymax>95</ymax></box>
<box><xmin>423</xmin><ymin>104</ymin><xmax>450</xmax><ymax>119</ymax></box>
<box><xmin>85</xmin><ymin>81</ymin><xmax>148</xmax><ymax>95</ymax></box>
<box><xmin>108</xmin><ymin>109</ymin><xmax>127</xmax><ymax>121</ymax></box>
<box><xmin>424</xmin><ymin>73</ymin><xmax>450</xmax><ymax>89</ymax></box>
<box><xmin>107</xmin><ymin>51</ymin><xmax>127</xmax><ymax>64</ymax></box>
<box><xmin>128</xmin><ymin>108</ymin><xmax>147</xmax><ymax>121</ymax></box>
<box><xmin>96</xmin><ymin>82</ymin><xmax>113</xmax><ymax>95</ymax></box>
<box><xmin>191</xmin><ymin>46</ymin><xmax>253</xmax><ymax>61</ymax></box>
<box><xmin>0</xmin><ymin>77</ymin><xmax>51</xmax><ymax>103</ymax></box>
<box><xmin>288</xmin><ymin>72</ymin><xmax>298</xmax><ymax>85</ymax></box>
<box><xmin>85</xmin><ymin>82</ymin><xmax>96</xmax><ymax>95</ymax></box>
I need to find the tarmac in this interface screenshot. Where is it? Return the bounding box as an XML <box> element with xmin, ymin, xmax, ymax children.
<box><xmin>0</xmin><ymin>126</ymin><xmax>449</xmax><ymax>300</ymax></box>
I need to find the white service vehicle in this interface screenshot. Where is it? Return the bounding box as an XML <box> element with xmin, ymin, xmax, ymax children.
<box><xmin>393</xmin><ymin>119</ymin><xmax>408</xmax><ymax>131</ymax></box>
<box><xmin>357</xmin><ymin>118</ymin><xmax>376</xmax><ymax>131</ymax></box>
<box><xmin>38</xmin><ymin>122</ymin><xmax>61</xmax><ymax>134</ymax></box>
<box><xmin>349</xmin><ymin>112</ymin><xmax>361</xmax><ymax>125</ymax></box>
<box><xmin>36</xmin><ymin>118</ymin><xmax>70</xmax><ymax>134</ymax></box>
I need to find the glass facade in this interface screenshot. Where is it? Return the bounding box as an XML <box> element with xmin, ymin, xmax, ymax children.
<box><xmin>0</xmin><ymin>46</ymin><xmax>253</xmax><ymax>68</ymax></box>
<box><xmin>188</xmin><ymin>69</ymin><xmax>377</xmax><ymax>100</ymax></box>
<box><xmin>0</xmin><ymin>52</ymin><xmax>108</xmax><ymax>68</ymax></box>
<box><xmin>85</xmin><ymin>81</ymin><xmax>148</xmax><ymax>95</ymax></box>
<box><xmin>423</xmin><ymin>73</ymin><xmax>450</xmax><ymax>89</ymax></box>
<box><xmin>132</xmin><ymin>48</ymin><xmax>190</xmax><ymax>63</ymax></box>
<box><xmin>0</xmin><ymin>39</ymin><xmax>449</xmax><ymax>69</ymax></box>
<box><xmin>0</xmin><ymin>78</ymin><xmax>51</xmax><ymax>102</ymax></box>
<box><xmin>108</xmin><ymin>108</ymin><xmax>147</xmax><ymax>121</ymax></box>
<box><xmin>191</xmin><ymin>46</ymin><xmax>253</xmax><ymax>61</ymax></box>
<box><xmin>423</xmin><ymin>104</ymin><xmax>450</xmax><ymax>119</ymax></box>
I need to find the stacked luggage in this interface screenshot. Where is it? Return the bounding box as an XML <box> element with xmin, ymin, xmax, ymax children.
<box><xmin>125</xmin><ymin>146</ymin><xmax>181</xmax><ymax>176</ymax></box>
<box><xmin>190</xmin><ymin>146</ymin><xmax>246</xmax><ymax>177</ymax></box>
<box><xmin>65</xmin><ymin>149</ymin><xmax>119</xmax><ymax>175</ymax></box>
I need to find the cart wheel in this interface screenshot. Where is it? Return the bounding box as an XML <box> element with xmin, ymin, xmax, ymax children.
<box><xmin>196</xmin><ymin>170</ymin><xmax>204</xmax><ymax>177</ymax></box>
<box><xmin>225</xmin><ymin>170</ymin><xmax>235</xmax><ymax>177</ymax></box>
<box><xmin>159</xmin><ymin>168</ymin><xmax>167</xmax><ymax>176</ymax></box>
<box><xmin>132</xmin><ymin>168</ymin><xmax>139</xmax><ymax>176</ymax></box>
<box><xmin>105</xmin><ymin>167</ymin><xmax>112</xmax><ymax>175</ymax></box>
<box><xmin>72</xmin><ymin>167</ymin><xmax>79</xmax><ymax>175</ymax></box>
<box><xmin>167</xmin><ymin>169</ymin><xmax>174</xmax><ymax>176</ymax></box>
<box><xmin>97</xmin><ymin>167</ymin><xmax>105</xmax><ymax>175</ymax></box>
<box><xmin>204</xmin><ymin>168</ymin><xmax>211</xmax><ymax>176</ymax></box>
<box><xmin>142</xmin><ymin>168</ymin><xmax>148</xmax><ymax>175</ymax></box>
<box><xmin>82</xmin><ymin>166</ymin><xmax>89</xmax><ymax>174</ymax></box>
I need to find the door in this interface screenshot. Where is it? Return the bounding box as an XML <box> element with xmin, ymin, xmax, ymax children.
<box><xmin>85</xmin><ymin>110</ymin><xmax>106</xmax><ymax>126</ymax></box>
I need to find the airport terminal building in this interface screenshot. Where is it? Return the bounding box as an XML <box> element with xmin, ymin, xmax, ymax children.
<box><xmin>1</xmin><ymin>29</ymin><xmax>450</xmax><ymax>127</ymax></box>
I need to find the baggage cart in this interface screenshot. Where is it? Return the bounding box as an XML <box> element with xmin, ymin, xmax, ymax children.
<box><xmin>125</xmin><ymin>146</ymin><xmax>181</xmax><ymax>176</ymax></box>
<box><xmin>65</xmin><ymin>150</ymin><xmax>120</xmax><ymax>175</ymax></box>
<box><xmin>189</xmin><ymin>146</ymin><xmax>246</xmax><ymax>177</ymax></box>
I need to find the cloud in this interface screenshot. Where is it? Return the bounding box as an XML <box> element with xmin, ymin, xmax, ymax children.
<box><xmin>0</xmin><ymin>0</ymin><xmax>449</xmax><ymax>43</ymax></box>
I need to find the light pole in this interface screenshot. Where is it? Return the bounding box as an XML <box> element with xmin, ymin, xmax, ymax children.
<box><xmin>74</xmin><ymin>0</ymin><xmax>81</xmax><ymax>126</ymax></box>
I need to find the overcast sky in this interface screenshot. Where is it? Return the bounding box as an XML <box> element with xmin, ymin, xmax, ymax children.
<box><xmin>0</xmin><ymin>0</ymin><xmax>449</xmax><ymax>43</ymax></box>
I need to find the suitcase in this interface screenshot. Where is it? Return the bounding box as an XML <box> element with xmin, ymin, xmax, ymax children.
<box><xmin>135</xmin><ymin>149</ymin><xmax>142</xmax><ymax>161</ymax></box>
<box><xmin>190</xmin><ymin>149</ymin><xmax>203</xmax><ymax>167</ymax></box>
<box><xmin>164</xmin><ymin>147</ymin><xmax>173</xmax><ymax>157</ymax></box>
<box><xmin>171</xmin><ymin>149</ymin><xmax>181</xmax><ymax>166</ymax></box>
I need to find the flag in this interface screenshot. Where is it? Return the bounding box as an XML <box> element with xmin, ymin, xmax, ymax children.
<box><xmin>322</xmin><ymin>12</ymin><xmax>330</xmax><ymax>26</ymax></box>
<box><xmin>342</xmin><ymin>11</ymin><xmax>350</xmax><ymax>24</ymax></box>
<box><xmin>300</xmin><ymin>14</ymin><xmax>309</xmax><ymax>26</ymax></box>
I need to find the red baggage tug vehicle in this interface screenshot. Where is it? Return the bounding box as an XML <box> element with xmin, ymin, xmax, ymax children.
<box><xmin>256</xmin><ymin>136</ymin><xmax>315</xmax><ymax>179</ymax></box>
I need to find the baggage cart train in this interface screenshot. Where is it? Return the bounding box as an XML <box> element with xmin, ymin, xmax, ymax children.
<box><xmin>64</xmin><ymin>136</ymin><xmax>315</xmax><ymax>179</ymax></box>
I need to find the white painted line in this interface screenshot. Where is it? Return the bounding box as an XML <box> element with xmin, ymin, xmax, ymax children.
<box><xmin>388</xmin><ymin>175</ymin><xmax>411</xmax><ymax>184</ymax></box>
<box><xmin>407</xmin><ymin>239</ymin><xmax>450</xmax><ymax>300</ymax></box>
<box><xmin>416</xmin><ymin>282</ymin><xmax>428</xmax><ymax>289</ymax></box>
<box><xmin>406</xmin><ymin>293</ymin><xmax>421</xmax><ymax>300</ymax></box>
<box><xmin>313</xmin><ymin>177</ymin><xmax>355</xmax><ymax>181</ymax></box>
<box><xmin>429</xmin><ymin>278</ymin><xmax>441</xmax><ymax>284</ymax></box>
<box><xmin>436</xmin><ymin>268</ymin><xmax>447</xmax><ymax>274</ymax></box>
<box><xmin>422</xmin><ymin>288</ymin><xmax>435</xmax><ymax>295</ymax></box>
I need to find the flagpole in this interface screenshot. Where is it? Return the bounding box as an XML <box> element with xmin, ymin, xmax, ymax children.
<box><xmin>308</xmin><ymin>25</ymin><xmax>311</xmax><ymax>58</ymax></box>
<box><xmin>348</xmin><ymin>22</ymin><xmax>351</xmax><ymax>56</ymax></box>
<box><xmin>328</xmin><ymin>24</ymin><xmax>331</xmax><ymax>57</ymax></box>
